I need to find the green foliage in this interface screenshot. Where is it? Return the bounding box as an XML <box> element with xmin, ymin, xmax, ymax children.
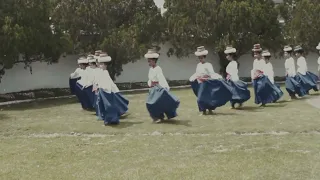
<box><xmin>1</xmin><ymin>0</ymin><xmax>320</xmax><ymax>82</ymax></box>
<box><xmin>53</xmin><ymin>0</ymin><xmax>163</xmax><ymax>79</ymax></box>
<box><xmin>163</xmin><ymin>0</ymin><xmax>218</xmax><ymax>57</ymax></box>
<box><xmin>164</xmin><ymin>0</ymin><xmax>284</xmax><ymax>74</ymax></box>
<box><xmin>0</xmin><ymin>0</ymin><xmax>70</xmax><ymax>80</ymax></box>
<box><xmin>278</xmin><ymin>0</ymin><xmax>320</xmax><ymax>51</ymax></box>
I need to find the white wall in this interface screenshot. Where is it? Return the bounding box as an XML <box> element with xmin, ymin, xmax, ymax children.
<box><xmin>0</xmin><ymin>43</ymin><xmax>319</xmax><ymax>94</ymax></box>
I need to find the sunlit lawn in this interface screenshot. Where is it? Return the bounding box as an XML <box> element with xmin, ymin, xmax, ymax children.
<box><xmin>1</xmin><ymin>87</ymin><xmax>320</xmax><ymax>180</ymax></box>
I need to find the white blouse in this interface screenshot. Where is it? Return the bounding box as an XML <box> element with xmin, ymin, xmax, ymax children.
<box><xmin>284</xmin><ymin>57</ymin><xmax>296</xmax><ymax>77</ymax></box>
<box><xmin>148</xmin><ymin>66</ymin><xmax>170</xmax><ymax>90</ymax></box>
<box><xmin>70</xmin><ymin>68</ymin><xmax>83</xmax><ymax>79</ymax></box>
<box><xmin>73</xmin><ymin>68</ymin><xmax>91</xmax><ymax>87</ymax></box>
<box><xmin>226</xmin><ymin>61</ymin><xmax>239</xmax><ymax>81</ymax></box>
<box><xmin>264</xmin><ymin>62</ymin><xmax>275</xmax><ymax>84</ymax></box>
<box><xmin>86</xmin><ymin>67</ymin><xmax>101</xmax><ymax>86</ymax></box>
<box><xmin>297</xmin><ymin>57</ymin><xmax>308</xmax><ymax>75</ymax></box>
<box><xmin>95</xmin><ymin>69</ymin><xmax>120</xmax><ymax>93</ymax></box>
<box><xmin>251</xmin><ymin>59</ymin><xmax>266</xmax><ymax>79</ymax></box>
<box><xmin>189</xmin><ymin>62</ymin><xmax>222</xmax><ymax>82</ymax></box>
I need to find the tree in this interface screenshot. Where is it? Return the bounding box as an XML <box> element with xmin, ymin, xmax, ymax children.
<box><xmin>278</xmin><ymin>0</ymin><xmax>320</xmax><ymax>51</ymax></box>
<box><xmin>164</xmin><ymin>0</ymin><xmax>284</xmax><ymax>76</ymax></box>
<box><xmin>0</xmin><ymin>0</ymin><xmax>71</xmax><ymax>81</ymax></box>
<box><xmin>163</xmin><ymin>0</ymin><xmax>219</xmax><ymax>57</ymax></box>
<box><xmin>215</xmin><ymin>0</ymin><xmax>284</xmax><ymax>75</ymax></box>
<box><xmin>53</xmin><ymin>0</ymin><xmax>164</xmax><ymax>79</ymax></box>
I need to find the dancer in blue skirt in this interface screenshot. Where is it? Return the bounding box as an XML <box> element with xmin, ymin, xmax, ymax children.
<box><xmin>72</xmin><ymin>57</ymin><xmax>96</xmax><ymax>110</ymax></box>
<box><xmin>145</xmin><ymin>48</ymin><xmax>180</xmax><ymax>123</ymax></box>
<box><xmin>190</xmin><ymin>46</ymin><xmax>232</xmax><ymax>115</ymax></box>
<box><xmin>316</xmin><ymin>43</ymin><xmax>320</xmax><ymax>89</ymax></box>
<box><xmin>87</xmin><ymin>51</ymin><xmax>103</xmax><ymax>114</ymax></box>
<box><xmin>261</xmin><ymin>50</ymin><xmax>283</xmax><ymax>102</ymax></box>
<box><xmin>94</xmin><ymin>53</ymin><xmax>129</xmax><ymax>125</ymax></box>
<box><xmin>294</xmin><ymin>45</ymin><xmax>319</xmax><ymax>94</ymax></box>
<box><xmin>69</xmin><ymin>58</ymin><xmax>86</xmax><ymax>95</ymax></box>
<box><xmin>283</xmin><ymin>45</ymin><xmax>306</xmax><ymax>100</ymax></box>
<box><xmin>251</xmin><ymin>44</ymin><xmax>278</xmax><ymax>107</ymax></box>
<box><xmin>224</xmin><ymin>46</ymin><xmax>250</xmax><ymax>109</ymax></box>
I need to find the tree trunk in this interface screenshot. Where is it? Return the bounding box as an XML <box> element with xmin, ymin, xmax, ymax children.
<box><xmin>217</xmin><ymin>51</ymin><xmax>228</xmax><ymax>78</ymax></box>
<box><xmin>108</xmin><ymin>51</ymin><xmax>117</xmax><ymax>81</ymax></box>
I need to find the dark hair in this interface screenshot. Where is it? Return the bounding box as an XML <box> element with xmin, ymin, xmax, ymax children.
<box><xmin>227</xmin><ymin>53</ymin><xmax>237</xmax><ymax>59</ymax></box>
<box><xmin>286</xmin><ymin>50</ymin><xmax>293</xmax><ymax>55</ymax></box>
<box><xmin>89</xmin><ymin>62</ymin><xmax>97</xmax><ymax>65</ymax></box>
<box><xmin>295</xmin><ymin>49</ymin><xmax>304</xmax><ymax>54</ymax></box>
<box><xmin>264</xmin><ymin>56</ymin><xmax>271</xmax><ymax>60</ymax></box>
<box><xmin>251</xmin><ymin>51</ymin><xmax>262</xmax><ymax>57</ymax></box>
<box><xmin>149</xmin><ymin>58</ymin><xmax>158</xmax><ymax>63</ymax></box>
<box><xmin>227</xmin><ymin>53</ymin><xmax>240</xmax><ymax>68</ymax></box>
<box><xmin>102</xmin><ymin>62</ymin><xmax>112</xmax><ymax>66</ymax></box>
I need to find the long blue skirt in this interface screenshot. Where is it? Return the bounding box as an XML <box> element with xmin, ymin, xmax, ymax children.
<box><xmin>146</xmin><ymin>86</ymin><xmax>180</xmax><ymax>120</ymax></box>
<box><xmin>295</xmin><ymin>73</ymin><xmax>318</xmax><ymax>92</ymax></box>
<box><xmin>228</xmin><ymin>80</ymin><xmax>251</xmax><ymax>104</ymax></box>
<box><xmin>195</xmin><ymin>79</ymin><xmax>233</xmax><ymax>112</ymax></box>
<box><xmin>253</xmin><ymin>75</ymin><xmax>279</xmax><ymax>105</ymax></box>
<box><xmin>272</xmin><ymin>83</ymin><xmax>284</xmax><ymax>102</ymax></box>
<box><xmin>69</xmin><ymin>78</ymin><xmax>80</xmax><ymax>95</ymax></box>
<box><xmin>306</xmin><ymin>71</ymin><xmax>319</xmax><ymax>91</ymax></box>
<box><xmin>96</xmin><ymin>89</ymin><xmax>129</xmax><ymax>124</ymax></box>
<box><xmin>75</xmin><ymin>83</ymin><xmax>95</xmax><ymax>110</ymax></box>
<box><xmin>285</xmin><ymin>76</ymin><xmax>306</xmax><ymax>97</ymax></box>
<box><xmin>190</xmin><ymin>80</ymin><xmax>200</xmax><ymax>96</ymax></box>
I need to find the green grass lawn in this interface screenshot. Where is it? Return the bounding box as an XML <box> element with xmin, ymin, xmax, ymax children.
<box><xmin>1</xmin><ymin>87</ymin><xmax>320</xmax><ymax>180</ymax></box>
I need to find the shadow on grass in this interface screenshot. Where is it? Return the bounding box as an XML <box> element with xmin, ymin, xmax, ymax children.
<box><xmin>266</xmin><ymin>103</ymin><xmax>287</xmax><ymax>108</ymax></box>
<box><xmin>1</xmin><ymin>98</ymin><xmax>78</xmax><ymax>111</ymax></box>
<box><xmin>275</xmin><ymin>100</ymin><xmax>289</xmax><ymax>104</ymax></box>
<box><xmin>113</xmin><ymin>121</ymin><xmax>144</xmax><ymax>129</ymax></box>
<box><xmin>237</xmin><ymin>106</ymin><xmax>261</xmax><ymax>112</ymax></box>
<box><xmin>309</xmin><ymin>93</ymin><xmax>320</xmax><ymax>97</ymax></box>
<box><xmin>0</xmin><ymin>113</ymin><xmax>10</xmax><ymax>121</ymax></box>
<box><xmin>161</xmin><ymin>119</ymin><xmax>192</xmax><ymax>127</ymax></box>
<box><xmin>213</xmin><ymin>112</ymin><xmax>239</xmax><ymax>116</ymax></box>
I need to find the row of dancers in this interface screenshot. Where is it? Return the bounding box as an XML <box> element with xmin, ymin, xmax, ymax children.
<box><xmin>69</xmin><ymin>43</ymin><xmax>320</xmax><ymax>125</ymax></box>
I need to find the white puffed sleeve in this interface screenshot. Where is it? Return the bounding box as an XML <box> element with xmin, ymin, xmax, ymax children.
<box><xmin>297</xmin><ymin>57</ymin><xmax>307</xmax><ymax>75</ymax></box>
<box><xmin>264</xmin><ymin>63</ymin><xmax>275</xmax><ymax>84</ymax></box>
<box><xmin>95</xmin><ymin>70</ymin><xmax>114</xmax><ymax>93</ymax></box>
<box><xmin>226</xmin><ymin>61</ymin><xmax>239</xmax><ymax>81</ymax></box>
<box><xmin>251</xmin><ymin>60</ymin><xmax>258</xmax><ymax>79</ymax></box>
<box><xmin>189</xmin><ymin>63</ymin><xmax>200</xmax><ymax>81</ymax></box>
<box><xmin>205</xmin><ymin>63</ymin><xmax>222</xmax><ymax>79</ymax></box>
<box><xmin>285</xmin><ymin>58</ymin><xmax>296</xmax><ymax>77</ymax></box>
<box><xmin>70</xmin><ymin>68</ymin><xmax>82</xmax><ymax>79</ymax></box>
<box><xmin>156</xmin><ymin>67</ymin><xmax>170</xmax><ymax>90</ymax></box>
<box><xmin>147</xmin><ymin>68</ymin><xmax>153</xmax><ymax>87</ymax></box>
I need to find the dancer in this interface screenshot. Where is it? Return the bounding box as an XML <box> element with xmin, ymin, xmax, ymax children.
<box><xmin>94</xmin><ymin>50</ymin><xmax>102</xmax><ymax>61</ymax></box>
<box><xmin>251</xmin><ymin>44</ymin><xmax>277</xmax><ymax>107</ymax></box>
<box><xmin>72</xmin><ymin>57</ymin><xmax>95</xmax><ymax>110</ymax></box>
<box><xmin>69</xmin><ymin>58</ymin><xmax>86</xmax><ymax>95</ymax></box>
<box><xmin>294</xmin><ymin>45</ymin><xmax>318</xmax><ymax>94</ymax></box>
<box><xmin>283</xmin><ymin>45</ymin><xmax>305</xmax><ymax>100</ymax></box>
<box><xmin>87</xmin><ymin>53</ymin><xmax>102</xmax><ymax>112</ymax></box>
<box><xmin>145</xmin><ymin>48</ymin><xmax>180</xmax><ymax>123</ymax></box>
<box><xmin>95</xmin><ymin>53</ymin><xmax>129</xmax><ymax>125</ymax></box>
<box><xmin>317</xmin><ymin>43</ymin><xmax>320</xmax><ymax>89</ymax></box>
<box><xmin>224</xmin><ymin>46</ymin><xmax>250</xmax><ymax>109</ymax></box>
<box><xmin>190</xmin><ymin>46</ymin><xmax>232</xmax><ymax>115</ymax></box>
<box><xmin>261</xmin><ymin>50</ymin><xmax>283</xmax><ymax>102</ymax></box>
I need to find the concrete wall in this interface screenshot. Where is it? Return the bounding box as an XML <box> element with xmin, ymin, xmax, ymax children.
<box><xmin>0</xmin><ymin>43</ymin><xmax>319</xmax><ymax>94</ymax></box>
